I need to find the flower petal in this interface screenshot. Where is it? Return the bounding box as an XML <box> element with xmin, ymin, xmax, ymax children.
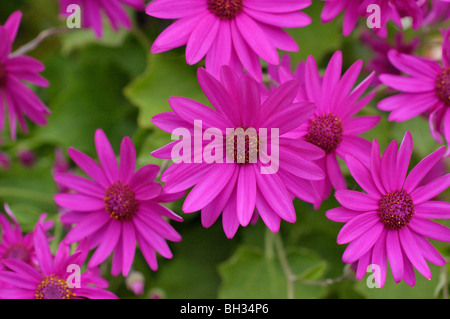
<box><xmin>415</xmin><ymin>201</ymin><xmax>450</xmax><ymax>219</ymax></box>
<box><xmin>88</xmin><ymin>220</ymin><xmax>121</xmax><ymax>267</ymax></box>
<box><xmin>119</xmin><ymin>137</ymin><xmax>136</xmax><ymax>183</ymax></box>
<box><xmin>404</xmin><ymin>146</ymin><xmax>446</xmax><ymax>193</ymax></box>
<box><xmin>386</xmin><ymin>230</ymin><xmax>404</xmax><ymax>283</ymax></box>
<box><xmin>408</xmin><ymin>217</ymin><xmax>450</xmax><ymax>242</ymax></box>
<box><xmin>183</xmin><ymin>163</ymin><xmax>235</xmax><ymax>213</ymax></box>
<box><xmin>95</xmin><ymin>129</ymin><xmax>119</xmax><ymax>184</ymax></box>
<box><xmin>411</xmin><ymin>174</ymin><xmax>450</xmax><ymax>204</ymax></box>
<box><xmin>337</xmin><ymin>211</ymin><xmax>380</xmax><ymax>244</ymax></box>
<box><xmin>335</xmin><ymin>190</ymin><xmax>379</xmax><ymax>211</ymax></box>
<box><xmin>342</xmin><ymin>221</ymin><xmax>384</xmax><ymax>263</ymax></box>
<box><xmin>399</xmin><ymin>227</ymin><xmax>431</xmax><ymax>280</ymax></box>
<box><xmin>236</xmin><ymin>165</ymin><xmax>256</xmax><ymax>226</ymax></box>
<box><xmin>186</xmin><ymin>13</ymin><xmax>220</xmax><ymax>65</ymax></box>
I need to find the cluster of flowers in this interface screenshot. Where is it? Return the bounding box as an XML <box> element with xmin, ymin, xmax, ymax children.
<box><xmin>0</xmin><ymin>0</ymin><xmax>449</xmax><ymax>298</ymax></box>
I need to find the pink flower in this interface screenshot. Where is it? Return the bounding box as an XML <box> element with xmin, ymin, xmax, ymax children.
<box><xmin>320</xmin><ymin>0</ymin><xmax>361</xmax><ymax>37</ymax></box>
<box><xmin>59</xmin><ymin>0</ymin><xmax>145</xmax><ymax>38</ymax></box>
<box><xmin>152</xmin><ymin>66</ymin><xmax>325</xmax><ymax>238</ymax></box>
<box><xmin>0</xmin><ymin>224</ymin><xmax>117</xmax><ymax>299</ymax></box>
<box><xmin>269</xmin><ymin>51</ymin><xmax>380</xmax><ymax>208</ymax></box>
<box><xmin>326</xmin><ymin>131</ymin><xmax>450</xmax><ymax>287</ymax></box>
<box><xmin>0</xmin><ymin>11</ymin><xmax>50</xmax><ymax>140</ymax></box>
<box><xmin>53</xmin><ymin>129</ymin><xmax>183</xmax><ymax>276</ymax></box>
<box><xmin>423</xmin><ymin>0</ymin><xmax>450</xmax><ymax>26</ymax></box>
<box><xmin>0</xmin><ymin>205</ymin><xmax>53</xmax><ymax>275</ymax></box>
<box><xmin>360</xmin><ymin>31</ymin><xmax>420</xmax><ymax>86</ymax></box>
<box><xmin>320</xmin><ymin>0</ymin><xmax>427</xmax><ymax>38</ymax></box>
<box><xmin>146</xmin><ymin>0</ymin><xmax>312</xmax><ymax>81</ymax></box>
<box><xmin>378</xmin><ymin>28</ymin><xmax>450</xmax><ymax>152</ymax></box>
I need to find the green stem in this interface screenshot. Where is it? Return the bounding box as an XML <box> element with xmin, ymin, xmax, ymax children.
<box><xmin>273</xmin><ymin>232</ymin><xmax>296</xmax><ymax>299</ymax></box>
<box><xmin>11</xmin><ymin>27</ymin><xmax>72</xmax><ymax>56</ymax></box>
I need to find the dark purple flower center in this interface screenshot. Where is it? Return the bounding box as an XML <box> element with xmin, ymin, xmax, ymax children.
<box><xmin>0</xmin><ymin>63</ymin><xmax>7</xmax><ymax>87</ymax></box>
<box><xmin>208</xmin><ymin>0</ymin><xmax>244</xmax><ymax>20</ymax></box>
<box><xmin>435</xmin><ymin>68</ymin><xmax>450</xmax><ymax>106</ymax></box>
<box><xmin>378</xmin><ymin>189</ymin><xmax>414</xmax><ymax>230</ymax></box>
<box><xmin>226</xmin><ymin>127</ymin><xmax>259</xmax><ymax>164</ymax></box>
<box><xmin>35</xmin><ymin>275</ymin><xmax>74</xmax><ymax>299</ymax></box>
<box><xmin>305</xmin><ymin>113</ymin><xmax>343</xmax><ymax>154</ymax></box>
<box><xmin>3</xmin><ymin>243</ymin><xmax>31</xmax><ymax>264</ymax></box>
<box><xmin>104</xmin><ymin>181</ymin><xmax>139</xmax><ymax>221</ymax></box>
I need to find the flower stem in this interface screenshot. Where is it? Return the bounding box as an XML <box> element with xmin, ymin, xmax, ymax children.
<box><xmin>273</xmin><ymin>232</ymin><xmax>296</xmax><ymax>299</ymax></box>
<box><xmin>11</xmin><ymin>27</ymin><xmax>72</xmax><ymax>56</ymax></box>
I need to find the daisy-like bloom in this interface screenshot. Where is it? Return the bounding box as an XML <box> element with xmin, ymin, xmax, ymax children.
<box><xmin>0</xmin><ymin>224</ymin><xmax>117</xmax><ymax>299</ymax></box>
<box><xmin>146</xmin><ymin>0</ymin><xmax>312</xmax><ymax>81</ymax></box>
<box><xmin>53</xmin><ymin>129</ymin><xmax>183</xmax><ymax>276</ymax></box>
<box><xmin>423</xmin><ymin>0</ymin><xmax>450</xmax><ymax>26</ymax></box>
<box><xmin>360</xmin><ymin>31</ymin><xmax>420</xmax><ymax>86</ymax></box>
<box><xmin>326</xmin><ymin>131</ymin><xmax>450</xmax><ymax>287</ymax></box>
<box><xmin>152</xmin><ymin>66</ymin><xmax>326</xmax><ymax>238</ymax></box>
<box><xmin>0</xmin><ymin>11</ymin><xmax>50</xmax><ymax>140</ymax></box>
<box><xmin>378</xmin><ymin>28</ymin><xmax>450</xmax><ymax>152</ymax></box>
<box><xmin>269</xmin><ymin>51</ymin><xmax>380</xmax><ymax>208</ymax></box>
<box><xmin>320</xmin><ymin>0</ymin><xmax>362</xmax><ymax>37</ymax></box>
<box><xmin>321</xmin><ymin>0</ymin><xmax>426</xmax><ymax>38</ymax></box>
<box><xmin>0</xmin><ymin>204</ymin><xmax>53</xmax><ymax>274</ymax></box>
<box><xmin>59</xmin><ymin>0</ymin><xmax>145</xmax><ymax>38</ymax></box>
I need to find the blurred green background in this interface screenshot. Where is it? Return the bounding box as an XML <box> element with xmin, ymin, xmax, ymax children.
<box><xmin>0</xmin><ymin>0</ymin><xmax>448</xmax><ymax>299</ymax></box>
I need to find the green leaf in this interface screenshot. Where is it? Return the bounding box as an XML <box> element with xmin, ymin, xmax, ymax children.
<box><xmin>218</xmin><ymin>244</ymin><xmax>328</xmax><ymax>299</ymax></box>
<box><xmin>150</xmin><ymin>222</ymin><xmax>236</xmax><ymax>299</ymax></box>
<box><xmin>33</xmin><ymin>42</ymin><xmax>139</xmax><ymax>153</ymax></box>
<box><xmin>124</xmin><ymin>52</ymin><xmax>208</xmax><ymax>129</ymax></box>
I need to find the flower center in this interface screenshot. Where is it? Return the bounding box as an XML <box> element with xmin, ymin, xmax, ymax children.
<box><xmin>305</xmin><ymin>113</ymin><xmax>343</xmax><ymax>154</ymax></box>
<box><xmin>104</xmin><ymin>181</ymin><xmax>139</xmax><ymax>221</ymax></box>
<box><xmin>0</xmin><ymin>63</ymin><xmax>7</xmax><ymax>87</ymax></box>
<box><xmin>35</xmin><ymin>275</ymin><xmax>74</xmax><ymax>299</ymax></box>
<box><xmin>435</xmin><ymin>68</ymin><xmax>450</xmax><ymax>106</ymax></box>
<box><xmin>378</xmin><ymin>189</ymin><xmax>414</xmax><ymax>230</ymax></box>
<box><xmin>226</xmin><ymin>127</ymin><xmax>259</xmax><ymax>164</ymax></box>
<box><xmin>3</xmin><ymin>243</ymin><xmax>31</xmax><ymax>264</ymax></box>
<box><xmin>208</xmin><ymin>0</ymin><xmax>244</xmax><ymax>20</ymax></box>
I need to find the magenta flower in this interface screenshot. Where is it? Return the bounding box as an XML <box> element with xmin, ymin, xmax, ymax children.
<box><xmin>59</xmin><ymin>0</ymin><xmax>145</xmax><ymax>38</ymax></box>
<box><xmin>0</xmin><ymin>11</ymin><xmax>50</xmax><ymax>140</ymax></box>
<box><xmin>378</xmin><ymin>28</ymin><xmax>450</xmax><ymax>151</ymax></box>
<box><xmin>270</xmin><ymin>51</ymin><xmax>380</xmax><ymax>208</ymax></box>
<box><xmin>326</xmin><ymin>131</ymin><xmax>450</xmax><ymax>287</ymax></box>
<box><xmin>360</xmin><ymin>31</ymin><xmax>420</xmax><ymax>86</ymax></box>
<box><xmin>320</xmin><ymin>0</ymin><xmax>362</xmax><ymax>37</ymax></box>
<box><xmin>53</xmin><ymin>129</ymin><xmax>183</xmax><ymax>276</ymax></box>
<box><xmin>152</xmin><ymin>66</ymin><xmax>325</xmax><ymax>238</ymax></box>
<box><xmin>423</xmin><ymin>0</ymin><xmax>450</xmax><ymax>26</ymax></box>
<box><xmin>321</xmin><ymin>0</ymin><xmax>426</xmax><ymax>38</ymax></box>
<box><xmin>0</xmin><ymin>205</ymin><xmax>53</xmax><ymax>275</ymax></box>
<box><xmin>0</xmin><ymin>224</ymin><xmax>117</xmax><ymax>299</ymax></box>
<box><xmin>146</xmin><ymin>0</ymin><xmax>312</xmax><ymax>81</ymax></box>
